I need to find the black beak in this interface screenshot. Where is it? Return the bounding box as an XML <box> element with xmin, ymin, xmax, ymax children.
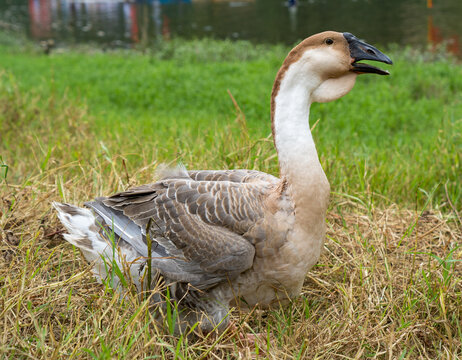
<box><xmin>343</xmin><ymin>32</ymin><xmax>393</xmax><ymax>75</ymax></box>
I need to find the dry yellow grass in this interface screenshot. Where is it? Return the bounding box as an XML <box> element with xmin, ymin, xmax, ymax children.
<box><xmin>1</xmin><ymin>184</ymin><xmax>461</xmax><ymax>359</ymax></box>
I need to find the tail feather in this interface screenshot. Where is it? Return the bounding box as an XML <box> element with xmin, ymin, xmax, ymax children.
<box><xmin>53</xmin><ymin>200</ymin><xmax>204</xmax><ymax>291</ymax></box>
<box><xmin>53</xmin><ymin>202</ymin><xmax>99</xmax><ymax>253</ymax></box>
<box><xmin>85</xmin><ymin>199</ymin><xmax>150</xmax><ymax>257</ymax></box>
<box><xmin>53</xmin><ymin>202</ymin><xmax>146</xmax><ymax>289</ymax></box>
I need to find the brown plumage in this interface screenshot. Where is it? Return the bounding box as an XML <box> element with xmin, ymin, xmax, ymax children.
<box><xmin>54</xmin><ymin>31</ymin><xmax>392</xmax><ymax>334</ymax></box>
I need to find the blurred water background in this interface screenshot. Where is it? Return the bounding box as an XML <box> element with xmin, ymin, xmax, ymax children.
<box><xmin>0</xmin><ymin>0</ymin><xmax>460</xmax><ymax>56</ymax></box>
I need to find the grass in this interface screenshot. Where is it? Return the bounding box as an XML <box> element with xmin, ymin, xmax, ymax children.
<box><xmin>0</xmin><ymin>33</ymin><xmax>461</xmax><ymax>358</ymax></box>
<box><xmin>0</xmin><ymin>36</ymin><xmax>461</xmax><ymax>208</ymax></box>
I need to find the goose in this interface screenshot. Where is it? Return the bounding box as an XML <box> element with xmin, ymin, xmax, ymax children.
<box><xmin>54</xmin><ymin>31</ymin><xmax>392</xmax><ymax>334</ymax></box>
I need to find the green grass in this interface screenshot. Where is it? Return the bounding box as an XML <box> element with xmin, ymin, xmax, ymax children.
<box><xmin>0</xmin><ymin>35</ymin><xmax>461</xmax><ymax>359</ymax></box>
<box><xmin>0</xmin><ymin>37</ymin><xmax>461</xmax><ymax>209</ymax></box>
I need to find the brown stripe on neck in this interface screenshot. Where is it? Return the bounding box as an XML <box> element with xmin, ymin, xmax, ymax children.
<box><xmin>270</xmin><ymin>39</ymin><xmax>319</xmax><ymax>145</ymax></box>
<box><xmin>270</xmin><ymin>31</ymin><xmax>342</xmax><ymax>143</ymax></box>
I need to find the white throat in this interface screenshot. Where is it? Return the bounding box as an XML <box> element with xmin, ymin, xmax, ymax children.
<box><xmin>273</xmin><ymin>61</ymin><xmax>319</xmax><ymax>176</ymax></box>
<box><xmin>272</xmin><ymin>59</ymin><xmax>331</xmax><ymax>230</ymax></box>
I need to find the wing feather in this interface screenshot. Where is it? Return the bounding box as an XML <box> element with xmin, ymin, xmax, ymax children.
<box><xmin>101</xmin><ymin>169</ymin><xmax>278</xmax><ymax>288</ymax></box>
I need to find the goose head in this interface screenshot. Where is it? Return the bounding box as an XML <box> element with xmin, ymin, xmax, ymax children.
<box><xmin>273</xmin><ymin>31</ymin><xmax>392</xmax><ymax>104</ymax></box>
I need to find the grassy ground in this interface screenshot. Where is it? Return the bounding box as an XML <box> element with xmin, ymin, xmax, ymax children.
<box><xmin>0</xmin><ymin>34</ymin><xmax>461</xmax><ymax>359</ymax></box>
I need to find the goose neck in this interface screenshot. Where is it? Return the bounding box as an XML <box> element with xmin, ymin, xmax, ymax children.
<box><xmin>271</xmin><ymin>63</ymin><xmax>330</xmax><ymax>228</ymax></box>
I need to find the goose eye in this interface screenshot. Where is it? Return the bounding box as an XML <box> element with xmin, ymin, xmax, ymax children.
<box><xmin>325</xmin><ymin>38</ymin><xmax>334</xmax><ymax>45</ymax></box>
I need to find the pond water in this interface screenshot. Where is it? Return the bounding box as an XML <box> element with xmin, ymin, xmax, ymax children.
<box><xmin>1</xmin><ymin>0</ymin><xmax>461</xmax><ymax>56</ymax></box>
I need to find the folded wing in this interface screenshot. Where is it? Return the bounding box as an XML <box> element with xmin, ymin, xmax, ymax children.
<box><xmin>93</xmin><ymin>169</ymin><xmax>277</xmax><ymax>289</ymax></box>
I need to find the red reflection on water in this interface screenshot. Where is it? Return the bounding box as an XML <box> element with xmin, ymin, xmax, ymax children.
<box><xmin>130</xmin><ymin>5</ymin><xmax>139</xmax><ymax>43</ymax></box>
<box><xmin>162</xmin><ymin>15</ymin><xmax>170</xmax><ymax>41</ymax></box>
<box><xmin>29</xmin><ymin>0</ymin><xmax>52</xmax><ymax>38</ymax></box>
<box><xmin>428</xmin><ymin>15</ymin><xmax>460</xmax><ymax>57</ymax></box>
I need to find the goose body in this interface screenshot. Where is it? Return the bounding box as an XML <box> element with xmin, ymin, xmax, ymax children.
<box><xmin>54</xmin><ymin>31</ymin><xmax>391</xmax><ymax>333</ymax></box>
